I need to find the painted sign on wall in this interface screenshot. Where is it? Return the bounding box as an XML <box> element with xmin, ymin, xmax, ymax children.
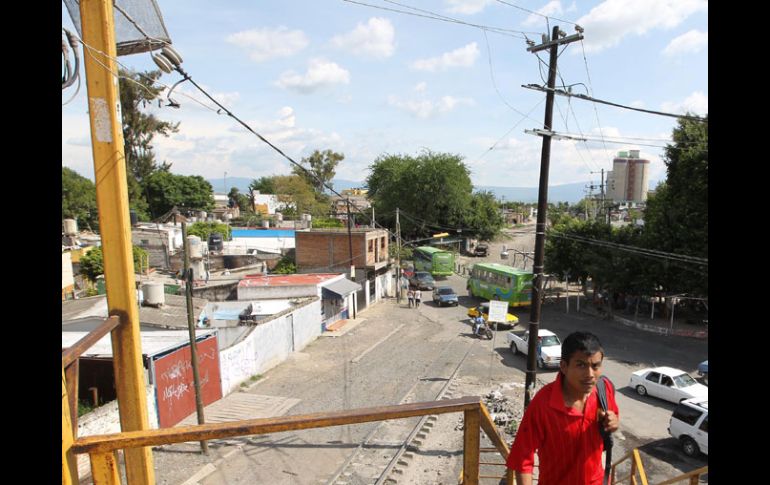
<box><xmin>153</xmin><ymin>335</ymin><xmax>222</xmax><ymax>428</ymax></box>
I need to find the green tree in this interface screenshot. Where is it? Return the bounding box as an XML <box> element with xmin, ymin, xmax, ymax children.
<box><xmin>119</xmin><ymin>69</ymin><xmax>179</xmax><ymax>220</ymax></box>
<box><xmin>367</xmin><ymin>151</ymin><xmax>473</xmax><ymax>238</ymax></box>
<box><xmin>228</xmin><ymin>187</ymin><xmax>251</xmax><ymax>213</ymax></box>
<box><xmin>465</xmin><ymin>191</ymin><xmax>505</xmax><ymax>240</ymax></box>
<box><xmin>62</xmin><ymin>167</ymin><xmax>99</xmax><ymax>231</ymax></box>
<box><xmin>272</xmin><ymin>175</ymin><xmax>329</xmax><ymax>218</ymax></box>
<box><xmin>643</xmin><ymin>116</ymin><xmax>708</xmax><ymax>295</ymax></box>
<box><xmin>79</xmin><ymin>246</ymin><xmax>148</xmax><ymax>283</ymax></box>
<box><xmin>187</xmin><ymin>221</ymin><xmax>231</xmax><ymax>241</ymax></box>
<box><xmin>143</xmin><ymin>172</ymin><xmax>214</xmax><ymax>217</ymax></box>
<box><xmin>273</xmin><ymin>255</ymin><xmax>297</xmax><ymax>274</ymax></box>
<box><xmin>292</xmin><ymin>149</ymin><xmax>344</xmax><ymax>194</ymax></box>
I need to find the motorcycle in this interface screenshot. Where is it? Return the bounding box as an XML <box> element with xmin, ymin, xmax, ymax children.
<box><xmin>472</xmin><ymin>317</ymin><xmax>493</xmax><ymax>340</ymax></box>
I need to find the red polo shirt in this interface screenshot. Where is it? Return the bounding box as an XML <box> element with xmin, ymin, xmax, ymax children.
<box><xmin>506</xmin><ymin>373</ymin><xmax>619</xmax><ymax>485</ymax></box>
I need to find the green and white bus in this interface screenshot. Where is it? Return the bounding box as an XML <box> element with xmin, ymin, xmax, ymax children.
<box><xmin>467</xmin><ymin>263</ymin><xmax>533</xmax><ymax>308</ymax></box>
<box><xmin>413</xmin><ymin>246</ymin><xmax>454</xmax><ymax>277</ymax></box>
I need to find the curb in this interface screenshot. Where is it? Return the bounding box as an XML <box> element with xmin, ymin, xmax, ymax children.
<box><xmin>580</xmin><ymin>308</ymin><xmax>708</xmax><ymax>340</ymax></box>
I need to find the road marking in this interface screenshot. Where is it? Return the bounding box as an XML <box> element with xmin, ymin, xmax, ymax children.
<box><xmin>351</xmin><ymin>324</ymin><xmax>406</xmax><ymax>363</ymax></box>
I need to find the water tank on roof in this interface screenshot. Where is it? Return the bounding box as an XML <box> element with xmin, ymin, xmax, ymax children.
<box><xmin>188</xmin><ymin>235</ymin><xmax>202</xmax><ymax>259</ymax></box>
<box><xmin>129</xmin><ymin>210</ymin><xmax>138</xmax><ymax>226</ymax></box>
<box><xmin>275</xmin><ymin>212</ymin><xmax>283</xmax><ymax>221</ymax></box>
<box><xmin>63</xmin><ymin>219</ymin><xmax>78</xmax><ymax>236</ymax></box>
<box><xmin>142</xmin><ymin>282</ymin><xmax>165</xmax><ymax>307</ymax></box>
<box><xmin>198</xmin><ymin>211</ymin><xmax>207</xmax><ymax>219</ymax></box>
<box><xmin>262</xmin><ymin>220</ymin><xmax>270</xmax><ymax>228</ymax></box>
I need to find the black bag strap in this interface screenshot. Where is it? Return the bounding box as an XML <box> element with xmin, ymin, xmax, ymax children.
<box><xmin>596</xmin><ymin>375</ymin><xmax>614</xmax><ymax>485</ymax></box>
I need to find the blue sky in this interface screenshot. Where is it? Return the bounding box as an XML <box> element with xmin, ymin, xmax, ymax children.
<box><xmin>62</xmin><ymin>0</ymin><xmax>707</xmax><ymax>192</ymax></box>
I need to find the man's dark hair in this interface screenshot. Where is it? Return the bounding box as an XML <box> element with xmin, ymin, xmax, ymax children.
<box><xmin>561</xmin><ymin>331</ymin><xmax>604</xmax><ymax>362</ymax></box>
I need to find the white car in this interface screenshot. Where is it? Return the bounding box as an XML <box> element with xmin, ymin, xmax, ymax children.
<box><xmin>669</xmin><ymin>398</ymin><xmax>708</xmax><ymax>457</ymax></box>
<box><xmin>628</xmin><ymin>367</ymin><xmax>708</xmax><ymax>404</ymax></box>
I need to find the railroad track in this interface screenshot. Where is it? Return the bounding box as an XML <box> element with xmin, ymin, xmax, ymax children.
<box><xmin>324</xmin><ymin>336</ymin><xmax>478</xmax><ymax>485</ymax></box>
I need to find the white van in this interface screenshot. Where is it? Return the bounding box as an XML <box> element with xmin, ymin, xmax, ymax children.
<box><xmin>668</xmin><ymin>398</ymin><xmax>708</xmax><ymax>457</ymax></box>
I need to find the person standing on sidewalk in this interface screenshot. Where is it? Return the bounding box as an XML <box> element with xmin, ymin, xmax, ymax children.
<box><xmin>414</xmin><ymin>289</ymin><xmax>422</xmax><ymax>308</ymax></box>
<box><xmin>407</xmin><ymin>288</ymin><xmax>414</xmax><ymax>308</ymax></box>
<box><xmin>506</xmin><ymin>331</ymin><xmax>619</xmax><ymax>485</ymax></box>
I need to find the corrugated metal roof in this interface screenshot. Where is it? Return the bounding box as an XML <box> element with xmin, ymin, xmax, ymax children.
<box><xmin>238</xmin><ymin>274</ymin><xmax>340</xmax><ymax>287</ymax></box>
<box><xmin>322</xmin><ymin>278</ymin><xmax>361</xmax><ymax>297</ymax></box>
<box><xmin>61</xmin><ymin>294</ymin><xmax>207</xmax><ymax>330</ymax></box>
<box><xmin>61</xmin><ymin>329</ymin><xmax>216</xmax><ymax>358</ymax></box>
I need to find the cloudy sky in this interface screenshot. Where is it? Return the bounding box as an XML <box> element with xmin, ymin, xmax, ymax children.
<box><xmin>62</xmin><ymin>0</ymin><xmax>708</xmax><ymax>192</ymax></box>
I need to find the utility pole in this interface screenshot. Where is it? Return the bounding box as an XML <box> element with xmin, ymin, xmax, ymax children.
<box><xmin>182</xmin><ymin>222</ymin><xmax>209</xmax><ymax>454</ymax></box>
<box><xmin>69</xmin><ymin>1</ymin><xmax>157</xmax><ymax>482</ymax></box>
<box><xmin>524</xmin><ymin>25</ymin><xmax>583</xmax><ymax>408</ymax></box>
<box><xmin>346</xmin><ymin>198</ymin><xmax>356</xmax><ymax>319</ymax></box>
<box><xmin>591</xmin><ymin>169</ymin><xmax>606</xmax><ymax>222</ymax></box>
<box><xmin>396</xmin><ymin>207</ymin><xmax>402</xmax><ymax>303</ymax></box>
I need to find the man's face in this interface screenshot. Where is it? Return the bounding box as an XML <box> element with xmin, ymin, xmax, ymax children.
<box><xmin>560</xmin><ymin>351</ymin><xmax>604</xmax><ymax>396</ymax></box>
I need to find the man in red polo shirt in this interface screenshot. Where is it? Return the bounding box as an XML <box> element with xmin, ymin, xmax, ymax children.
<box><xmin>506</xmin><ymin>331</ymin><xmax>619</xmax><ymax>485</ymax></box>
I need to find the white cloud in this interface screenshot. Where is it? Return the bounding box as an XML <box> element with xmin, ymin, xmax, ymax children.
<box><xmin>411</xmin><ymin>43</ymin><xmax>480</xmax><ymax>71</ymax></box>
<box><xmin>630</xmin><ymin>100</ymin><xmax>645</xmax><ymax>109</ymax></box>
<box><xmin>576</xmin><ymin>0</ymin><xmax>708</xmax><ymax>53</ymax></box>
<box><xmin>388</xmin><ymin>94</ymin><xmax>474</xmax><ymax>119</ymax></box>
<box><xmin>414</xmin><ymin>82</ymin><xmax>427</xmax><ymax>93</ymax></box>
<box><xmin>445</xmin><ymin>0</ymin><xmax>494</xmax><ymax>15</ymax></box>
<box><xmin>522</xmin><ymin>1</ymin><xmax>564</xmax><ymax>27</ymax></box>
<box><xmin>226</xmin><ymin>27</ymin><xmax>308</xmax><ymax>62</ymax></box>
<box><xmin>663</xmin><ymin>30</ymin><xmax>708</xmax><ymax>57</ymax></box>
<box><xmin>660</xmin><ymin>91</ymin><xmax>708</xmax><ymax>116</ymax></box>
<box><xmin>276</xmin><ymin>59</ymin><xmax>351</xmax><ymax>94</ymax></box>
<box><xmin>331</xmin><ymin>17</ymin><xmax>395</xmax><ymax>58</ymax></box>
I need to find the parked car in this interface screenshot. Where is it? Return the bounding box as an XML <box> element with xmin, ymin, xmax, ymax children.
<box><xmin>668</xmin><ymin>398</ymin><xmax>708</xmax><ymax>457</ymax></box>
<box><xmin>628</xmin><ymin>367</ymin><xmax>708</xmax><ymax>404</ymax></box>
<box><xmin>409</xmin><ymin>271</ymin><xmax>435</xmax><ymax>290</ymax></box>
<box><xmin>474</xmin><ymin>243</ymin><xmax>489</xmax><ymax>257</ymax></box>
<box><xmin>697</xmin><ymin>360</ymin><xmax>708</xmax><ymax>385</ymax></box>
<box><xmin>432</xmin><ymin>286</ymin><xmax>459</xmax><ymax>306</ymax></box>
<box><xmin>506</xmin><ymin>329</ymin><xmax>561</xmax><ymax>369</ymax></box>
<box><xmin>467</xmin><ymin>302</ymin><xmax>519</xmax><ymax>326</ymax></box>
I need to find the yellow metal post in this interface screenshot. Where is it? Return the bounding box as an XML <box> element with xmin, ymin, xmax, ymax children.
<box><xmin>79</xmin><ymin>1</ymin><xmax>155</xmax><ymax>483</ymax></box>
<box><xmin>62</xmin><ymin>368</ymin><xmax>79</xmax><ymax>485</ymax></box>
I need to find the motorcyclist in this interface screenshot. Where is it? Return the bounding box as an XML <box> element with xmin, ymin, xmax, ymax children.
<box><xmin>473</xmin><ymin>314</ymin><xmax>487</xmax><ymax>336</ymax></box>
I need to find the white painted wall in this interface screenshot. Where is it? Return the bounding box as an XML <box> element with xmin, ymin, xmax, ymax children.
<box><xmin>218</xmin><ymin>299</ymin><xmax>322</xmax><ymax>396</ymax></box>
<box><xmin>227</xmin><ymin>237</ymin><xmax>295</xmax><ymax>253</ymax></box>
<box><xmin>62</xmin><ymin>252</ymin><xmax>74</xmax><ymax>289</ymax></box>
<box><xmin>75</xmin><ymin>385</ymin><xmax>159</xmax><ymax>478</ymax></box>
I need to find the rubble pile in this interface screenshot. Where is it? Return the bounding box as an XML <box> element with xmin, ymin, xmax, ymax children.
<box><xmin>483</xmin><ymin>390</ymin><xmax>524</xmax><ymax>437</ymax></box>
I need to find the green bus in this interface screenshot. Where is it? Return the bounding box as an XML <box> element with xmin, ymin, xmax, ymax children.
<box><xmin>467</xmin><ymin>263</ymin><xmax>533</xmax><ymax>308</ymax></box>
<box><xmin>413</xmin><ymin>246</ymin><xmax>454</xmax><ymax>277</ymax></box>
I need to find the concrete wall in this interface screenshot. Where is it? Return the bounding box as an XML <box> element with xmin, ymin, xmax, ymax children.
<box><xmin>192</xmin><ymin>281</ymin><xmax>239</xmax><ymax>301</ymax></box>
<box><xmin>75</xmin><ymin>385</ymin><xmax>159</xmax><ymax>479</ymax></box>
<box><xmin>237</xmin><ymin>283</ymin><xmax>317</xmax><ymax>300</ymax></box>
<box><xmin>228</xmin><ymin>237</ymin><xmax>295</xmax><ymax>253</ymax></box>
<box><xmin>218</xmin><ymin>298</ymin><xmax>322</xmax><ymax>396</ymax></box>
<box><xmin>62</xmin><ymin>252</ymin><xmax>74</xmax><ymax>290</ymax></box>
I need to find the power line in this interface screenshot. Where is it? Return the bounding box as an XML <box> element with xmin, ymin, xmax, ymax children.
<box><xmin>493</xmin><ymin>0</ymin><xmax>578</xmax><ymax>27</ymax></box>
<box><xmin>342</xmin><ymin>0</ymin><xmax>535</xmax><ymax>39</ymax></box>
<box><xmin>522</xmin><ymin>83</ymin><xmax>708</xmax><ymax>122</ymax></box>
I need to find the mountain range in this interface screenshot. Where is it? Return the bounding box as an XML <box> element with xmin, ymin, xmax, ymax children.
<box><xmin>209</xmin><ymin>177</ymin><xmax>605</xmax><ymax>204</ymax></box>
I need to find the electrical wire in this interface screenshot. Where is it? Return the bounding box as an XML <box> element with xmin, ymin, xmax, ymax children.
<box><xmin>493</xmin><ymin>0</ymin><xmax>578</xmax><ymax>27</ymax></box>
<box><xmin>475</xmin><ymin>98</ymin><xmax>544</xmax><ymax>161</ymax></box>
<box><xmin>343</xmin><ymin>0</ymin><xmax>537</xmax><ymax>39</ymax></box>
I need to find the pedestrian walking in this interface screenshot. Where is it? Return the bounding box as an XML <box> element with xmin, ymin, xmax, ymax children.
<box><xmin>407</xmin><ymin>288</ymin><xmax>414</xmax><ymax>308</ymax></box>
<box><xmin>414</xmin><ymin>289</ymin><xmax>422</xmax><ymax>308</ymax></box>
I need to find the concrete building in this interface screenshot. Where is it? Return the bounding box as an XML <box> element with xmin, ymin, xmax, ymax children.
<box><xmin>236</xmin><ymin>273</ymin><xmax>360</xmax><ymax>328</ymax></box>
<box><xmin>228</xmin><ymin>228</ymin><xmax>296</xmax><ymax>255</ymax></box>
<box><xmin>295</xmin><ymin>228</ymin><xmax>392</xmax><ymax>310</ymax></box>
<box><xmin>62</xmin><ymin>251</ymin><xmax>75</xmax><ymax>300</ymax></box>
<box><xmin>251</xmin><ymin>191</ymin><xmax>287</xmax><ymax>215</ymax></box>
<box><xmin>132</xmin><ymin>223</ymin><xmax>184</xmax><ymax>269</ymax></box>
<box><xmin>606</xmin><ymin>150</ymin><xmax>650</xmax><ymax>203</ymax></box>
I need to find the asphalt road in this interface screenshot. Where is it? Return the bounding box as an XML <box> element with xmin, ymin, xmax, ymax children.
<box><xmin>150</xmin><ymin>223</ymin><xmax>708</xmax><ymax>484</ymax></box>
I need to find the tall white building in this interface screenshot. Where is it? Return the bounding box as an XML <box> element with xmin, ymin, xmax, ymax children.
<box><xmin>606</xmin><ymin>150</ymin><xmax>650</xmax><ymax>203</ymax></box>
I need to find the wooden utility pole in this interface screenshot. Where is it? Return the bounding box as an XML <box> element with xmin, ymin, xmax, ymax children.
<box><xmin>396</xmin><ymin>208</ymin><xmax>401</xmax><ymax>302</ymax></box>
<box><xmin>524</xmin><ymin>26</ymin><xmax>583</xmax><ymax>408</ymax></box>
<box><xmin>182</xmin><ymin>222</ymin><xmax>209</xmax><ymax>454</ymax></box>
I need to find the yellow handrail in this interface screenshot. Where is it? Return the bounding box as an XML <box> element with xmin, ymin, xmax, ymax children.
<box><xmin>653</xmin><ymin>466</ymin><xmax>708</xmax><ymax>485</ymax></box>
<box><xmin>72</xmin><ymin>396</ymin><xmax>488</xmax><ymax>485</ymax></box>
<box><xmin>609</xmin><ymin>448</ymin><xmax>649</xmax><ymax>485</ymax></box>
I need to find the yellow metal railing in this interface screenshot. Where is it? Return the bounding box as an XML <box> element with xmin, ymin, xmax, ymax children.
<box><xmin>653</xmin><ymin>466</ymin><xmax>708</xmax><ymax>485</ymax></box>
<box><xmin>69</xmin><ymin>396</ymin><xmax>514</xmax><ymax>485</ymax></box>
<box><xmin>610</xmin><ymin>448</ymin><xmax>650</xmax><ymax>485</ymax></box>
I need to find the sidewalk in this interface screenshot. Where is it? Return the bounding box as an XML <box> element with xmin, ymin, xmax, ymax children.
<box><xmin>572</xmin><ymin>301</ymin><xmax>708</xmax><ymax>340</ymax></box>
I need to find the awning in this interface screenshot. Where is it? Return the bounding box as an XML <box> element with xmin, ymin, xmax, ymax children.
<box><xmin>322</xmin><ymin>278</ymin><xmax>361</xmax><ymax>298</ymax></box>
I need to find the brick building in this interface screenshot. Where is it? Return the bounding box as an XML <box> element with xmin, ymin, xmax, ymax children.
<box><xmin>294</xmin><ymin>228</ymin><xmax>392</xmax><ymax>310</ymax></box>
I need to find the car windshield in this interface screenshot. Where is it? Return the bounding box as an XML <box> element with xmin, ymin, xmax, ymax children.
<box><xmin>673</xmin><ymin>373</ymin><xmax>697</xmax><ymax>388</ymax></box>
<box><xmin>541</xmin><ymin>336</ymin><xmax>560</xmax><ymax>347</ymax></box>
<box><xmin>480</xmin><ymin>303</ymin><xmax>489</xmax><ymax>311</ymax></box>
<box><xmin>416</xmin><ymin>273</ymin><xmax>432</xmax><ymax>280</ymax></box>
<box><xmin>438</xmin><ymin>288</ymin><xmax>454</xmax><ymax>295</ymax></box>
